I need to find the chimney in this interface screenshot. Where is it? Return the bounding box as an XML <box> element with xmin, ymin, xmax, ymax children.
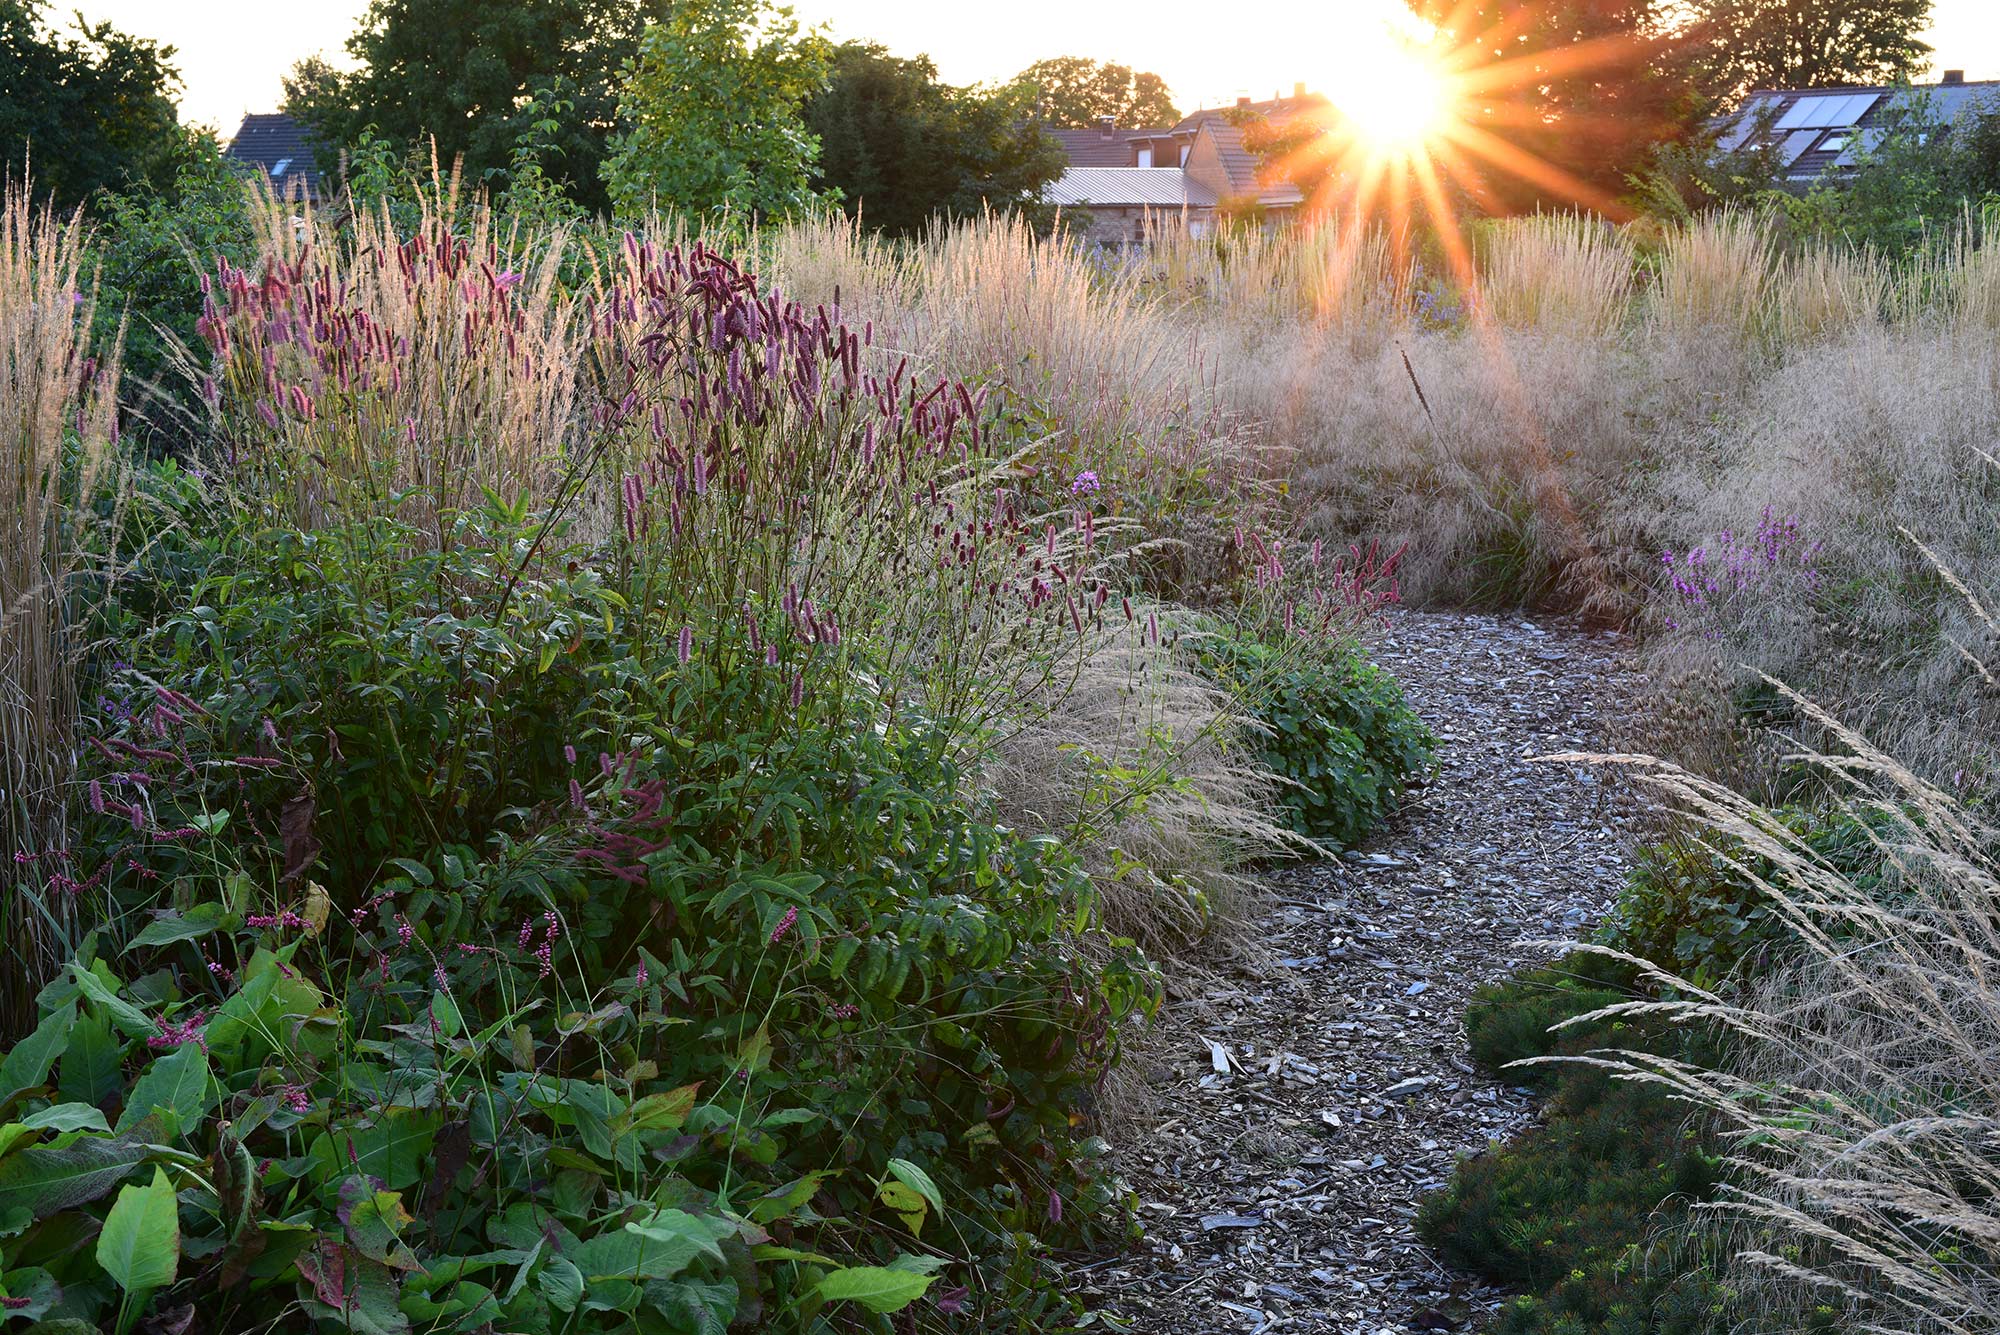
<box><xmin>1294</xmin><ymin>81</ymin><xmax>1307</xmax><ymax>99</ymax></box>
<box><xmin>1943</xmin><ymin>69</ymin><xmax>1966</xmax><ymax>85</ymax></box>
<box><xmin>1236</xmin><ymin>95</ymin><xmax>1252</xmax><ymax>109</ymax></box>
<box><xmin>1096</xmin><ymin>114</ymin><xmax>1117</xmax><ymax>139</ymax></box>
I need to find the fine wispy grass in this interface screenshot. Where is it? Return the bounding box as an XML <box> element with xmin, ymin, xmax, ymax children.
<box><xmin>0</xmin><ymin>185</ymin><xmax>122</xmax><ymax>1028</ymax></box>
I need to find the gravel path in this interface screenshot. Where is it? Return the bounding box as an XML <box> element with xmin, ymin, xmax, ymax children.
<box><xmin>1075</xmin><ymin>609</ymin><xmax>1649</xmax><ymax>1334</ymax></box>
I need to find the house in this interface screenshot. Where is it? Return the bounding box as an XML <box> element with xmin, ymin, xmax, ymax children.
<box><xmin>223</xmin><ymin>113</ymin><xmax>327</xmax><ymax>203</ymax></box>
<box><xmin>1718</xmin><ymin>72</ymin><xmax>2000</xmax><ymax>187</ymax></box>
<box><xmin>1043</xmin><ymin>86</ymin><xmax>1318</xmax><ymax>242</ymax></box>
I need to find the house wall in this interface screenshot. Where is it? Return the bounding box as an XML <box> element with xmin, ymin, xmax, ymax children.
<box><xmin>1071</xmin><ymin>205</ymin><xmax>1214</xmax><ymax>247</ymax></box>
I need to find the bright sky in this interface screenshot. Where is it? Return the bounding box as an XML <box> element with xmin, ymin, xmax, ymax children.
<box><xmin>68</xmin><ymin>0</ymin><xmax>2000</xmax><ymax>136</ymax></box>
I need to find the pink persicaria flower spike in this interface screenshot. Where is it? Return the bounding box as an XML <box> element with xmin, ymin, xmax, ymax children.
<box><xmin>769</xmin><ymin>906</ymin><xmax>798</xmax><ymax>944</ymax></box>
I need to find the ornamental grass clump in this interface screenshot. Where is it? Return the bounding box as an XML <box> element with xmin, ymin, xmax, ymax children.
<box><xmin>1</xmin><ymin>183</ymin><xmax>123</xmax><ymax>1033</ymax></box>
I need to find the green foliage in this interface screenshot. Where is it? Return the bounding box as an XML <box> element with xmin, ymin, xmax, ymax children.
<box><xmin>8</xmin><ymin>450</ymin><xmax>1156</xmax><ymax>1328</ymax></box>
<box><xmin>1683</xmin><ymin>0</ymin><xmax>1933</xmax><ymax>104</ymax></box>
<box><xmin>1005</xmin><ymin>57</ymin><xmax>1178</xmax><ymax>129</ymax></box>
<box><xmin>602</xmin><ymin>0</ymin><xmax>834</xmax><ymax>221</ymax></box>
<box><xmin>0</xmin><ymin>0</ymin><xmax>185</xmax><ymax>211</ymax></box>
<box><xmin>90</xmin><ymin>134</ymin><xmax>256</xmax><ymax>449</ymax></box>
<box><xmin>805</xmin><ymin>43</ymin><xmax>1067</xmax><ymax>238</ymax></box>
<box><xmin>1607</xmin><ymin>805</ymin><xmax>1893</xmax><ymax>990</ymax></box>
<box><xmin>1422</xmin><ymin>953</ymin><xmax>1734</xmax><ymax>1335</ymax></box>
<box><xmin>1195</xmin><ymin>627</ymin><xmax>1433</xmax><ymax>848</ymax></box>
<box><xmin>283</xmin><ymin>0</ymin><xmax>666</xmax><ymax>215</ymax></box>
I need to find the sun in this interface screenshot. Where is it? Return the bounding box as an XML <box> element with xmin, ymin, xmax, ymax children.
<box><xmin>1329</xmin><ymin>42</ymin><xmax>1453</xmax><ymax>158</ymax></box>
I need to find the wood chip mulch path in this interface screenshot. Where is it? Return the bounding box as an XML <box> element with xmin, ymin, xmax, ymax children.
<box><xmin>1071</xmin><ymin>609</ymin><xmax>1650</xmax><ymax>1334</ymax></box>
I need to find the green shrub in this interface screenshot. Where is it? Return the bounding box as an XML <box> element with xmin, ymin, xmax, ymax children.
<box><xmin>1608</xmin><ymin>806</ymin><xmax>1893</xmax><ymax>991</ymax></box>
<box><xmin>1194</xmin><ymin>627</ymin><xmax>1432</xmax><ymax>847</ymax></box>
<box><xmin>1421</xmin><ymin>953</ymin><xmax>1733</xmax><ymax>1335</ymax></box>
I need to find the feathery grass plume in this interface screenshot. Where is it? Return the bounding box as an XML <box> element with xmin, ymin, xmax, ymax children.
<box><xmin>1652</xmin><ymin>207</ymin><xmax>1776</xmax><ymax>348</ymax></box>
<box><xmin>1773</xmin><ymin>240</ymin><xmax>1889</xmax><ymax>346</ymax></box>
<box><xmin>1476</xmin><ymin>211</ymin><xmax>1635</xmax><ymax>339</ymax></box>
<box><xmin>1</xmin><ymin>183</ymin><xmax>123</xmax><ymax>1034</ymax></box>
<box><xmin>1550</xmin><ymin>678</ymin><xmax>2000</xmax><ymax>1332</ymax></box>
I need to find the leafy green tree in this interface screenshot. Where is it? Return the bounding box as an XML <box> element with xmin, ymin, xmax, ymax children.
<box><xmin>283</xmin><ymin>0</ymin><xmax>667</xmax><ymax>214</ymax></box>
<box><xmin>93</xmin><ymin>133</ymin><xmax>257</xmax><ymax>446</ymax></box>
<box><xmin>0</xmin><ymin>0</ymin><xmax>184</xmax><ymax>209</ymax></box>
<box><xmin>1009</xmin><ymin>57</ymin><xmax>1179</xmax><ymax>128</ymax></box>
<box><xmin>805</xmin><ymin>43</ymin><xmax>1067</xmax><ymax>236</ymax></box>
<box><xmin>1680</xmin><ymin>0</ymin><xmax>1932</xmax><ymax>102</ymax></box>
<box><xmin>602</xmin><ymin>0</ymin><xmax>833</xmax><ymax>220</ymax></box>
<box><xmin>1949</xmin><ymin>94</ymin><xmax>2000</xmax><ymax>201</ymax></box>
<box><xmin>1406</xmin><ymin>0</ymin><xmax>1705</xmax><ymax>213</ymax></box>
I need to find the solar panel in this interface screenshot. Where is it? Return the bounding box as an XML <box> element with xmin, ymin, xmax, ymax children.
<box><xmin>1776</xmin><ymin>93</ymin><xmax>1881</xmax><ymax>131</ymax></box>
<box><xmin>1775</xmin><ymin>96</ymin><xmax>1832</xmax><ymax>130</ymax></box>
<box><xmin>1778</xmin><ymin>130</ymin><xmax>1822</xmax><ymax>166</ymax></box>
<box><xmin>1836</xmin><ymin>92</ymin><xmax>1881</xmax><ymax>125</ymax></box>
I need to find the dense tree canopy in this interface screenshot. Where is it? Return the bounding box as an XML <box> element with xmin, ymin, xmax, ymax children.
<box><xmin>1679</xmin><ymin>0</ymin><xmax>1933</xmax><ymax>102</ymax></box>
<box><xmin>805</xmin><ymin>44</ymin><xmax>1066</xmax><ymax>236</ymax></box>
<box><xmin>1407</xmin><ymin>0</ymin><xmax>1705</xmax><ymax>214</ymax></box>
<box><xmin>1009</xmin><ymin>57</ymin><xmax>1179</xmax><ymax>128</ymax></box>
<box><xmin>602</xmin><ymin>0</ymin><xmax>832</xmax><ymax>220</ymax></box>
<box><xmin>284</xmin><ymin>0</ymin><xmax>667</xmax><ymax>213</ymax></box>
<box><xmin>0</xmin><ymin>0</ymin><xmax>183</xmax><ymax>209</ymax></box>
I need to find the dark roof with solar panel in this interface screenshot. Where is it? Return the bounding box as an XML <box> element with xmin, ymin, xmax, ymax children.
<box><xmin>223</xmin><ymin>114</ymin><xmax>327</xmax><ymax>201</ymax></box>
<box><xmin>1717</xmin><ymin>77</ymin><xmax>2000</xmax><ymax>186</ymax></box>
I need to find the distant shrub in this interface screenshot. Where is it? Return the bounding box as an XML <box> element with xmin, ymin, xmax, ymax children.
<box><xmin>1194</xmin><ymin>623</ymin><xmax>1432</xmax><ymax>848</ymax></box>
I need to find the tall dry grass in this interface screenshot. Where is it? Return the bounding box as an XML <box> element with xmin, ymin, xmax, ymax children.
<box><xmin>1477</xmin><ymin>212</ymin><xmax>1635</xmax><ymax>339</ymax></box>
<box><xmin>1</xmin><ymin>186</ymin><xmax>121</xmax><ymax>1028</ymax></box>
<box><xmin>1559</xmin><ymin>692</ymin><xmax>2000</xmax><ymax>1333</ymax></box>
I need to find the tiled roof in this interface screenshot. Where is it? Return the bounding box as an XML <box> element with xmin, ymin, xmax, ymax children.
<box><xmin>1044</xmin><ymin>167</ymin><xmax>1219</xmax><ymax>208</ymax></box>
<box><xmin>1200</xmin><ymin>123</ymin><xmax>1305</xmax><ymax>208</ymax></box>
<box><xmin>1174</xmin><ymin>93</ymin><xmax>1332</xmax><ymax>135</ymax></box>
<box><xmin>1048</xmin><ymin>126</ymin><xmax>1176</xmax><ymax>167</ymax></box>
<box><xmin>223</xmin><ymin>113</ymin><xmax>326</xmax><ymax>200</ymax></box>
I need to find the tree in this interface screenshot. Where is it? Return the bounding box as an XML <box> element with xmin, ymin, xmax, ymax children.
<box><xmin>1009</xmin><ymin>57</ymin><xmax>1179</xmax><ymax>128</ymax></box>
<box><xmin>283</xmin><ymin>0</ymin><xmax>667</xmax><ymax>214</ymax></box>
<box><xmin>602</xmin><ymin>0</ymin><xmax>832</xmax><ymax>220</ymax></box>
<box><xmin>804</xmin><ymin>43</ymin><xmax>1067</xmax><ymax>236</ymax></box>
<box><xmin>1680</xmin><ymin>0</ymin><xmax>1932</xmax><ymax>103</ymax></box>
<box><xmin>0</xmin><ymin>0</ymin><xmax>184</xmax><ymax>209</ymax></box>
<box><xmin>1406</xmin><ymin>0</ymin><xmax>1705</xmax><ymax>214</ymax></box>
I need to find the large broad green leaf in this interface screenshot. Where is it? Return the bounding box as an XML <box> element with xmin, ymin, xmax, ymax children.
<box><xmin>621</xmin><ymin>1209</ymin><xmax>732</xmax><ymax>1272</ymax></box>
<box><xmin>123</xmin><ymin>907</ymin><xmax>223</xmax><ymax>952</ymax></box>
<box><xmin>536</xmin><ymin>1255</ymin><xmax>584</xmax><ymax>1312</ymax></box>
<box><xmin>0</xmin><ymin>1004</ymin><xmax>77</xmax><ymax>1109</ymax></box>
<box><xmin>0</xmin><ymin>1134</ymin><xmax>158</xmax><ymax>1217</ymax></box>
<box><xmin>0</xmin><ymin>1265</ymin><xmax>59</xmax><ymax>1321</ymax></box>
<box><xmin>67</xmin><ymin>968</ymin><xmax>152</xmax><ymax>1041</ymax></box>
<box><xmin>58</xmin><ymin>1007</ymin><xmax>122</xmax><ymax>1109</ymax></box>
<box><xmin>21</xmin><ymin>1104</ymin><xmax>109</xmax><ymax>1134</ymax></box>
<box><xmin>816</xmin><ymin>1264</ymin><xmax>933</xmax><ymax>1313</ymax></box>
<box><xmin>342</xmin><ymin>1184</ymin><xmax>419</xmax><ymax>1271</ymax></box>
<box><xmin>114</xmin><ymin>1043</ymin><xmax>210</xmax><ymax>1136</ymax></box>
<box><xmin>307</xmin><ymin>1112</ymin><xmax>437</xmax><ymax>1191</ymax></box>
<box><xmin>96</xmin><ymin>1166</ymin><xmax>180</xmax><ymax>1294</ymax></box>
